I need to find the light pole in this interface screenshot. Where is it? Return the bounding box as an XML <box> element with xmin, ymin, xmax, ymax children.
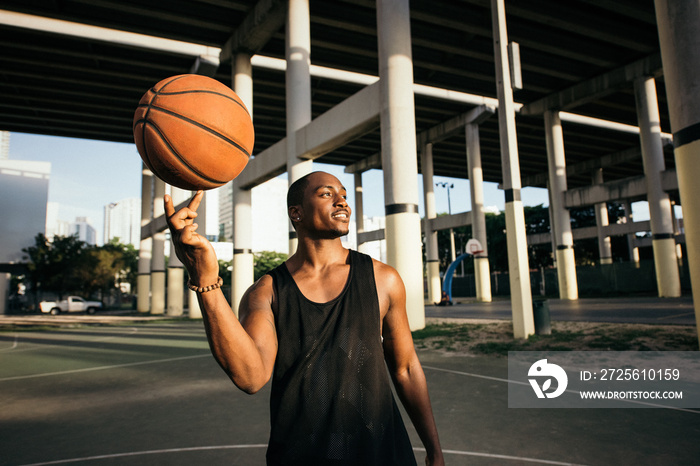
<box><xmin>436</xmin><ymin>182</ymin><xmax>456</xmax><ymax>263</ymax></box>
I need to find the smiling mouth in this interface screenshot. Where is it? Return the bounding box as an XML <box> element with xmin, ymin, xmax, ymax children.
<box><xmin>332</xmin><ymin>211</ymin><xmax>349</xmax><ymax>220</ymax></box>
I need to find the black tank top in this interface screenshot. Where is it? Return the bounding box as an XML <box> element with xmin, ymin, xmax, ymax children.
<box><xmin>265</xmin><ymin>250</ymin><xmax>416</xmax><ymax>465</ymax></box>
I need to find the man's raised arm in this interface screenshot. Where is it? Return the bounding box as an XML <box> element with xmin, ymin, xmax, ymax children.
<box><xmin>164</xmin><ymin>192</ymin><xmax>277</xmax><ymax>394</ymax></box>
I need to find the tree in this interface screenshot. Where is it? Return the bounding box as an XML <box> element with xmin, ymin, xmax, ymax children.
<box><xmin>254</xmin><ymin>251</ymin><xmax>288</xmax><ymax>281</ymax></box>
<box><xmin>22</xmin><ymin>233</ymin><xmax>87</xmax><ymax>300</ymax></box>
<box><xmin>22</xmin><ymin>235</ymin><xmax>139</xmax><ymax>306</ymax></box>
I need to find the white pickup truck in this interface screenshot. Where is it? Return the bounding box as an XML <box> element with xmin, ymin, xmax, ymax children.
<box><xmin>39</xmin><ymin>296</ymin><xmax>103</xmax><ymax>315</ymax></box>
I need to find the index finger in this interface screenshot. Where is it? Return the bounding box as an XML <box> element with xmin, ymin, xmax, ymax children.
<box><xmin>187</xmin><ymin>190</ymin><xmax>205</xmax><ymax>212</ymax></box>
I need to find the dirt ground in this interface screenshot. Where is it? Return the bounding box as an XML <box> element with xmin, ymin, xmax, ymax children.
<box><xmin>414</xmin><ymin>318</ymin><xmax>700</xmax><ymax>356</ymax></box>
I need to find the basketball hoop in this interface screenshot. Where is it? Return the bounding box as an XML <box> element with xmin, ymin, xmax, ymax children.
<box><xmin>465</xmin><ymin>238</ymin><xmax>484</xmax><ymax>255</ymax></box>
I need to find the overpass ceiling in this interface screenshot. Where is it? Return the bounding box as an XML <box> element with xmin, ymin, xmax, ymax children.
<box><xmin>0</xmin><ymin>0</ymin><xmax>673</xmax><ymax>190</ymax></box>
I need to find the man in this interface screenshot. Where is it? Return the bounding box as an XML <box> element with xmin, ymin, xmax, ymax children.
<box><xmin>165</xmin><ymin>171</ymin><xmax>443</xmax><ymax>465</ymax></box>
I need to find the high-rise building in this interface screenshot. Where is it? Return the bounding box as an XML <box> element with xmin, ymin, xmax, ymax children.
<box><xmin>45</xmin><ymin>202</ymin><xmax>71</xmax><ymax>240</ymax></box>
<box><xmin>218</xmin><ymin>177</ymin><xmax>288</xmax><ymax>254</ymax></box>
<box><xmin>73</xmin><ymin>217</ymin><xmax>97</xmax><ymax>245</ymax></box>
<box><xmin>0</xmin><ymin>131</ymin><xmax>9</xmax><ymax>160</ymax></box>
<box><xmin>104</xmin><ymin>198</ymin><xmax>141</xmax><ymax>247</ymax></box>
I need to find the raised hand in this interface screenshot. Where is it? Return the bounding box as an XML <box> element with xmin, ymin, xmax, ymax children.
<box><xmin>164</xmin><ymin>190</ymin><xmax>219</xmax><ymax>287</ymax></box>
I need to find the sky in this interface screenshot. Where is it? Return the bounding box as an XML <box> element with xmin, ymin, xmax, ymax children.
<box><xmin>10</xmin><ymin>130</ymin><xmax>634</xmax><ymax>246</ymax></box>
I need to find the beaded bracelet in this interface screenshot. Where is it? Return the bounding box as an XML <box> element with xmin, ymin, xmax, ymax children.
<box><xmin>187</xmin><ymin>276</ymin><xmax>224</xmax><ymax>293</ymax></box>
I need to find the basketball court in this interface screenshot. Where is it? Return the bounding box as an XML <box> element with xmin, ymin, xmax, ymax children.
<box><xmin>2</xmin><ymin>317</ymin><xmax>699</xmax><ymax>465</ymax></box>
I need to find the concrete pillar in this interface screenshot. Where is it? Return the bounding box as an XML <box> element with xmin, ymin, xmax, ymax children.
<box><xmin>421</xmin><ymin>143</ymin><xmax>441</xmax><ymax>305</ymax></box>
<box><xmin>623</xmin><ymin>200</ymin><xmax>640</xmax><ymax>266</ymax></box>
<box><xmin>544</xmin><ymin>110</ymin><xmax>579</xmax><ymax>300</ymax></box>
<box><xmin>150</xmin><ymin>178</ymin><xmax>166</xmax><ymax>315</ymax></box>
<box><xmin>188</xmin><ymin>289</ymin><xmax>202</xmax><ymax>319</ymax></box>
<box><xmin>546</xmin><ymin>181</ymin><xmax>558</xmax><ymax>266</ymax></box>
<box><xmin>377</xmin><ymin>0</ymin><xmax>425</xmax><ymax>330</ymax></box>
<box><xmin>491</xmin><ymin>0</ymin><xmax>535</xmax><ymax>337</ymax></box>
<box><xmin>231</xmin><ymin>52</ymin><xmax>255</xmax><ymax>318</ymax></box>
<box><xmin>166</xmin><ymin>247</ymin><xmax>185</xmax><ymax>316</ymax></box>
<box><xmin>634</xmin><ymin>75</ymin><xmax>681</xmax><ymax>297</ymax></box>
<box><xmin>354</xmin><ymin>172</ymin><xmax>372</xmax><ymax>256</ymax></box>
<box><xmin>137</xmin><ymin>166</ymin><xmax>153</xmax><ymax>313</ymax></box>
<box><xmin>286</xmin><ymin>0</ymin><xmax>314</xmax><ymax>255</ymax></box>
<box><xmin>655</xmin><ymin>0</ymin><xmax>700</xmax><ymax>339</ymax></box>
<box><xmin>167</xmin><ymin>187</ymin><xmax>189</xmax><ymax>317</ymax></box>
<box><xmin>592</xmin><ymin>168</ymin><xmax>613</xmax><ymax>265</ymax></box>
<box><xmin>466</xmin><ymin>123</ymin><xmax>492</xmax><ymax>302</ymax></box>
<box><xmin>0</xmin><ymin>273</ymin><xmax>9</xmax><ymax>315</ymax></box>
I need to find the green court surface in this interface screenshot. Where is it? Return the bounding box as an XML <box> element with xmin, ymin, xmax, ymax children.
<box><xmin>1</xmin><ymin>319</ymin><xmax>699</xmax><ymax>465</ymax></box>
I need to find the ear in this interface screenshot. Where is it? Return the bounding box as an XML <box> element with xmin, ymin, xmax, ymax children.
<box><xmin>288</xmin><ymin>205</ymin><xmax>302</xmax><ymax>223</ymax></box>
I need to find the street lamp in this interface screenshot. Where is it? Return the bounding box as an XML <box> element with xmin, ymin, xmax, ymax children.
<box><xmin>436</xmin><ymin>182</ymin><xmax>456</xmax><ymax>263</ymax></box>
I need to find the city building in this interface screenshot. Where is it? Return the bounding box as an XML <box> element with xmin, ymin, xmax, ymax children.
<box><xmin>72</xmin><ymin>216</ymin><xmax>97</xmax><ymax>246</ymax></box>
<box><xmin>104</xmin><ymin>198</ymin><xmax>141</xmax><ymax>247</ymax></box>
<box><xmin>0</xmin><ymin>158</ymin><xmax>50</xmax><ymax>314</ymax></box>
<box><xmin>45</xmin><ymin>202</ymin><xmax>71</xmax><ymax>240</ymax></box>
<box><xmin>219</xmin><ymin>176</ymin><xmax>288</xmax><ymax>254</ymax></box>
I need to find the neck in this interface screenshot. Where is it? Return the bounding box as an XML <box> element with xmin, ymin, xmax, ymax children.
<box><xmin>288</xmin><ymin>236</ymin><xmax>348</xmax><ymax>270</ymax></box>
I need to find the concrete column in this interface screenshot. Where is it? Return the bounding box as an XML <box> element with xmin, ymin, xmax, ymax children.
<box><xmin>623</xmin><ymin>200</ymin><xmax>640</xmax><ymax>266</ymax></box>
<box><xmin>286</xmin><ymin>0</ymin><xmax>314</xmax><ymax>255</ymax></box>
<box><xmin>188</xmin><ymin>289</ymin><xmax>202</xmax><ymax>319</ymax></box>
<box><xmin>634</xmin><ymin>75</ymin><xmax>681</xmax><ymax>297</ymax></box>
<box><xmin>231</xmin><ymin>52</ymin><xmax>255</xmax><ymax>318</ymax></box>
<box><xmin>354</xmin><ymin>172</ymin><xmax>372</xmax><ymax>255</ymax></box>
<box><xmin>421</xmin><ymin>143</ymin><xmax>441</xmax><ymax>305</ymax></box>
<box><xmin>137</xmin><ymin>166</ymin><xmax>153</xmax><ymax>313</ymax></box>
<box><xmin>0</xmin><ymin>273</ymin><xmax>9</xmax><ymax>315</ymax></box>
<box><xmin>466</xmin><ymin>123</ymin><xmax>492</xmax><ymax>302</ymax></box>
<box><xmin>167</xmin><ymin>187</ymin><xmax>189</xmax><ymax>317</ymax></box>
<box><xmin>491</xmin><ymin>0</ymin><xmax>534</xmax><ymax>338</ymax></box>
<box><xmin>655</xmin><ymin>0</ymin><xmax>700</xmax><ymax>339</ymax></box>
<box><xmin>592</xmin><ymin>168</ymin><xmax>613</xmax><ymax>265</ymax></box>
<box><xmin>547</xmin><ymin>181</ymin><xmax>558</xmax><ymax>265</ymax></box>
<box><xmin>377</xmin><ymin>0</ymin><xmax>425</xmax><ymax>330</ymax></box>
<box><xmin>150</xmin><ymin>178</ymin><xmax>166</xmax><ymax>315</ymax></box>
<box><xmin>544</xmin><ymin>110</ymin><xmax>579</xmax><ymax>300</ymax></box>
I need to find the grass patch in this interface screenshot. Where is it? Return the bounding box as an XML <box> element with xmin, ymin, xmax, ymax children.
<box><xmin>412</xmin><ymin>321</ymin><xmax>699</xmax><ymax>357</ymax></box>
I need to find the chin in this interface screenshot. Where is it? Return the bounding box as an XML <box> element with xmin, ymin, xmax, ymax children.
<box><xmin>326</xmin><ymin>227</ymin><xmax>349</xmax><ymax>239</ymax></box>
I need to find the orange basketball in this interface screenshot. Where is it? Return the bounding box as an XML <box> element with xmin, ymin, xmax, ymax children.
<box><xmin>133</xmin><ymin>74</ymin><xmax>254</xmax><ymax>190</ymax></box>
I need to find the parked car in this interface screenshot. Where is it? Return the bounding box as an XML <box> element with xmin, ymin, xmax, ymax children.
<box><xmin>39</xmin><ymin>296</ymin><xmax>103</xmax><ymax>315</ymax></box>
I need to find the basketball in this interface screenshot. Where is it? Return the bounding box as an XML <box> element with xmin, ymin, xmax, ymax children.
<box><xmin>133</xmin><ymin>74</ymin><xmax>254</xmax><ymax>191</ymax></box>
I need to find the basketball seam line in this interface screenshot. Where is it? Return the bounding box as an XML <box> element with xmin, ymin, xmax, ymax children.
<box><xmin>137</xmin><ymin>105</ymin><xmax>252</xmax><ymax>159</ymax></box>
<box><xmin>152</xmin><ymin>89</ymin><xmax>250</xmax><ymax>116</ymax></box>
<box><xmin>142</xmin><ymin>120</ymin><xmax>229</xmax><ymax>185</ymax></box>
<box><xmin>135</xmin><ymin>75</ymin><xmax>188</xmax><ymax>178</ymax></box>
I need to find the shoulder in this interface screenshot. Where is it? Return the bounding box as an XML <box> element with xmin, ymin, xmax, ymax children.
<box><xmin>371</xmin><ymin>258</ymin><xmax>405</xmax><ymax>297</ymax></box>
<box><xmin>240</xmin><ymin>274</ymin><xmax>275</xmax><ymax>317</ymax></box>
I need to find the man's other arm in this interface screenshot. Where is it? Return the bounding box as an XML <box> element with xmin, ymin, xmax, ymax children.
<box><xmin>378</xmin><ymin>262</ymin><xmax>444</xmax><ymax>466</ymax></box>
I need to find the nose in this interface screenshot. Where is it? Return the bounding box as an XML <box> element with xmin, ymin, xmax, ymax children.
<box><xmin>334</xmin><ymin>192</ymin><xmax>347</xmax><ymax>205</ymax></box>
<box><xmin>334</xmin><ymin>192</ymin><xmax>348</xmax><ymax>208</ymax></box>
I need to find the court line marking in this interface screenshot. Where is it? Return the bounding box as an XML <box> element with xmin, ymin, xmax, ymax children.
<box><xmin>0</xmin><ymin>353</ymin><xmax>210</xmax><ymax>382</ymax></box>
<box><xmin>0</xmin><ymin>333</ymin><xmax>19</xmax><ymax>351</ymax></box>
<box><xmin>0</xmin><ymin>326</ymin><xmax>142</xmax><ymax>353</ymax></box>
<box><xmin>414</xmin><ymin>447</ymin><xmax>587</xmax><ymax>465</ymax></box>
<box><xmin>656</xmin><ymin>312</ymin><xmax>695</xmax><ymax>320</ymax></box>
<box><xmin>14</xmin><ymin>444</ymin><xmax>587</xmax><ymax>466</ymax></box>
